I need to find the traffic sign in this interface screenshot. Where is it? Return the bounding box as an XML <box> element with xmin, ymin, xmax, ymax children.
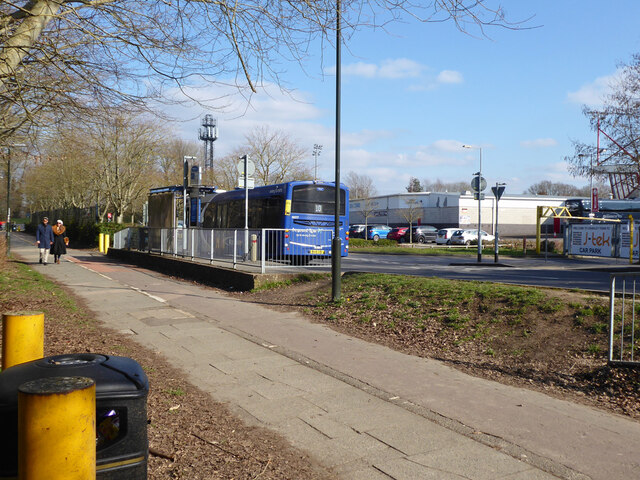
<box><xmin>491</xmin><ymin>185</ymin><xmax>506</xmax><ymax>200</ymax></box>
<box><xmin>473</xmin><ymin>193</ymin><xmax>485</xmax><ymax>200</ymax></box>
<box><xmin>237</xmin><ymin>157</ymin><xmax>255</xmax><ymax>176</ymax></box>
<box><xmin>471</xmin><ymin>176</ymin><xmax>486</xmax><ymax>192</ymax></box>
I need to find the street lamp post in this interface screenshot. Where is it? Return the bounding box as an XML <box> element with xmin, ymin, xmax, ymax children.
<box><xmin>5</xmin><ymin>144</ymin><xmax>26</xmax><ymax>256</ymax></box>
<box><xmin>332</xmin><ymin>0</ymin><xmax>342</xmax><ymax>302</ymax></box>
<box><xmin>313</xmin><ymin>144</ymin><xmax>322</xmax><ymax>182</ymax></box>
<box><xmin>463</xmin><ymin>144</ymin><xmax>483</xmax><ymax>262</ymax></box>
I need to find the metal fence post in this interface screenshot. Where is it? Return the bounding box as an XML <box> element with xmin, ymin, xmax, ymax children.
<box><xmin>210</xmin><ymin>229</ymin><xmax>214</xmax><ymax>264</ymax></box>
<box><xmin>233</xmin><ymin>230</ymin><xmax>237</xmax><ymax>269</ymax></box>
<box><xmin>190</xmin><ymin>228</ymin><xmax>195</xmax><ymax>260</ymax></box>
<box><xmin>261</xmin><ymin>229</ymin><xmax>266</xmax><ymax>274</ymax></box>
<box><xmin>173</xmin><ymin>228</ymin><xmax>177</xmax><ymax>256</ymax></box>
<box><xmin>609</xmin><ymin>274</ymin><xmax>616</xmax><ymax>363</ymax></box>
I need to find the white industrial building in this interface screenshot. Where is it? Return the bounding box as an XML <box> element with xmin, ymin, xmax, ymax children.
<box><xmin>349</xmin><ymin>191</ymin><xmax>571</xmax><ymax>236</ymax></box>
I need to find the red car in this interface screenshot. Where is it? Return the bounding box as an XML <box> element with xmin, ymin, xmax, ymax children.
<box><xmin>387</xmin><ymin>227</ymin><xmax>409</xmax><ymax>242</ymax></box>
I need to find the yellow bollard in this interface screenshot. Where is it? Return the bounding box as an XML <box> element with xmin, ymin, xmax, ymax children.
<box><xmin>98</xmin><ymin>233</ymin><xmax>104</xmax><ymax>253</ymax></box>
<box><xmin>104</xmin><ymin>234</ymin><xmax>110</xmax><ymax>254</ymax></box>
<box><xmin>18</xmin><ymin>376</ymin><xmax>96</xmax><ymax>480</ymax></box>
<box><xmin>2</xmin><ymin>312</ymin><xmax>44</xmax><ymax>370</ymax></box>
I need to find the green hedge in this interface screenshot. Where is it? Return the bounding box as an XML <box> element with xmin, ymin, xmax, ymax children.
<box><xmin>349</xmin><ymin>238</ymin><xmax>397</xmax><ymax>248</ymax></box>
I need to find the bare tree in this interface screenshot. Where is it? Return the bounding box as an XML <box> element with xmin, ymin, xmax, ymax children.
<box><xmin>526</xmin><ymin>181</ymin><xmax>581</xmax><ymax>196</ymax></box>
<box><xmin>241</xmin><ymin>126</ymin><xmax>311</xmax><ymax>185</ymax></box>
<box><xmin>359</xmin><ymin>197</ymin><xmax>379</xmax><ymax>232</ymax></box>
<box><xmin>84</xmin><ymin>110</ymin><xmax>164</xmax><ymax>223</ymax></box>
<box><xmin>399</xmin><ymin>198</ymin><xmax>422</xmax><ymax>244</ymax></box>
<box><xmin>566</xmin><ymin>54</ymin><xmax>640</xmax><ymax>194</ymax></box>
<box><xmin>207</xmin><ymin>152</ymin><xmax>243</xmax><ymax>191</ymax></box>
<box><xmin>345</xmin><ymin>171</ymin><xmax>377</xmax><ymax>199</ymax></box>
<box><xmin>156</xmin><ymin>138</ymin><xmax>201</xmax><ymax>187</ymax></box>
<box><xmin>423</xmin><ymin>178</ymin><xmax>469</xmax><ymax>193</ymax></box>
<box><xmin>0</xmin><ymin>2</ymin><xmax>521</xmax><ymax>145</ymax></box>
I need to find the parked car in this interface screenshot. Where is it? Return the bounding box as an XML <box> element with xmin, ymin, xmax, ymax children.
<box><xmin>349</xmin><ymin>224</ymin><xmax>366</xmax><ymax>239</ymax></box>
<box><xmin>406</xmin><ymin>225</ymin><xmax>438</xmax><ymax>243</ymax></box>
<box><xmin>436</xmin><ymin>227</ymin><xmax>460</xmax><ymax>245</ymax></box>
<box><xmin>366</xmin><ymin>224</ymin><xmax>392</xmax><ymax>241</ymax></box>
<box><xmin>387</xmin><ymin>226</ymin><xmax>409</xmax><ymax>242</ymax></box>
<box><xmin>450</xmin><ymin>229</ymin><xmax>495</xmax><ymax>246</ymax></box>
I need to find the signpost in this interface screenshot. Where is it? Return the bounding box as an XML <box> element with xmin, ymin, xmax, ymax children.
<box><xmin>491</xmin><ymin>183</ymin><xmax>506</xmax><ymax>263</ymax></box>
<box><xmin>471</xmin><ymin>173</ymin><xmax>486</xmax><ymax>262</ymax></box>
<box><xmin>238</xmin><ymin>156</ymin><xmax>255</xmax><ymax>258</ymax></box>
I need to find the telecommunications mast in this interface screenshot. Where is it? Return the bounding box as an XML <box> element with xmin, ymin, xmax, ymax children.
<box><xmin>198</xmin><ymin>114</ymin><xmax>218</xmax><ymax>170</ymax></box>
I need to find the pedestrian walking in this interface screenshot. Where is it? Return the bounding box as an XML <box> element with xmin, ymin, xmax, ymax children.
<box><xmin>50</xmin><ymin>219</ymin><xmax>68</xmax><ymax>264</ymax></box>
<box><xmin>35</xmin><ymin>217</ymin><xmax>54</xmax><ymax>265</ymax></box>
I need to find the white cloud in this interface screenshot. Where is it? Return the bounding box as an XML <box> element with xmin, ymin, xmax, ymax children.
<box><xmin>378</xmin><ymin>58</ymin><xmax>425</xmax><ymax>79</ymax></box>
<box><xmin>337</xmin><ymin>58</ymin><xmax>425</xmax><ymax>79</ymax></box>
<box><xmin>342</xmin><ymin>129</ymin><xmax>396</xmax><ymax>148</ymax></box>
<box><xmin>432</xmin><ymin>139</ymin><xmax>466</xmax><ymax>152</ymax></box>
<box><xmin>341</xmin><ymin>62</ymin><xmax>378</xmax><ymax>78</ymax></box>
<box><xmin>520</xmin><ymin>138</ymin><xmax>558</xmax><ymax>148</ymax></box>
<box><xmin>408</xmin><ymin>70</ymin><xmax>464</xmax><ymax>91</ymax></box>
<box><xmin>158</xmin><ymin>82</ymin><xmax>332</xmax><ymax>157</ymax></box>
<box><xmin>567</xmin><ymin>70</ymin><xmax>622</xmax><ymax>107</ymax></box>
<box><xmin>436</xmin><ymin>70</ymin><xmax>463</xmax><ymax>84</ymax></box>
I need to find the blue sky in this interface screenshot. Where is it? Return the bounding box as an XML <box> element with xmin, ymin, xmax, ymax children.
<box><xmin>169</xmin><ymin>1</ymin><xmax>640</xmax><ymax>196</ymax></box>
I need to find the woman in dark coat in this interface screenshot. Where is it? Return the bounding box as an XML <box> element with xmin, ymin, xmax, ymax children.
<box><xmin>50</xmin><ymin>219</ymin><xmax>68</xmax><ymax>264</ymax></box>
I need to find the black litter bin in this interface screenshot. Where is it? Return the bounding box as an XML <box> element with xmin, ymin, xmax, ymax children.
<box><xmin>0</xmin><ymin>353</ymin><xmax>149</xmax><ymax>479</ymax></box>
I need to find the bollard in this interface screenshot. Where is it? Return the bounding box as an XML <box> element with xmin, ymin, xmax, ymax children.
<box><xmin>99</xmin><ymin>233</ymin><xmax>105</xmax><ymax>253</ymax></box>
<box><xmin>523</xmin><ymin>236</ymin><xmax>527</xmax><ymax>256</ymax></box>
<box><xmin>18</xmin><ymin>376</ymin><xmax>96</xmax><ymax>480</ymax></box>
<box><xmin>250</xmin><ymin>234</ymin><xmax>257</xmax><ymax>262</ymax></box>
<box><xmin>2</xmin><ymin>312</ymin><xmax>44</xmax><ymax>370</ymax></box>
<box><xmin>104</xmin><ymin>234</ymin><xmax>110</xmax><ymax>254</ymax></box>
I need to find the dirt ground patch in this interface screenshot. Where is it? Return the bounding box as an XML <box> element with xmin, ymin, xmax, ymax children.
<box><xmin>230</xmin><ymin>276</ymin><xmax>640</xmax><ymax>421</ymax></box>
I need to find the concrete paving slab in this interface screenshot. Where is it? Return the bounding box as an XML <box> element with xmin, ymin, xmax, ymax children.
<box><xmin>365</xmin><ymin>421</ymin><xmax>468</xmax><ymax>456</ymax></box>
<box><xmin>409</xmin><ymin>444</ymin><xmax>548</xmax><ymax>480</ymax></box>
<box><xmin>373</xmin><ymin>457</ymin><xmax>466</xmax><ymax>480</ymax></box>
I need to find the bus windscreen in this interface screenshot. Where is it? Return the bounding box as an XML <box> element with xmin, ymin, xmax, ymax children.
<box><xmin>291</xmin><ymin>185</ymin><xmax>346</xmax><ymax>215</ymax></box>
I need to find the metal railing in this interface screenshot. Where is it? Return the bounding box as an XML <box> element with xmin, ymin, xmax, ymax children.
<box><xmin>609</xmin><ymin>273</ymin><xmax>640</xmax><ymax>366</ymax></box>
<box><xmin>113</xmin><ymin>227</ymin><xmax>336</xmax><ymax>273</ymax></box>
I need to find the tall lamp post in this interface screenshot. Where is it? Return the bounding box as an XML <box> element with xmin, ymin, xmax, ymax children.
<box><xmin>313</xmin><ymin>144</ymin><xmax>322</xmax><ymax>182</ymax></box>
<box><xmin>5</xmin><ymin>144</ymin><xmax>26</xmax><ymax>256</ymax></box>
<box><xmin>463</xmin><ymin>144</ymin><xmax>483</xmax><ymax>262</ymax></box>
<box><xmin>332</xmin><ymin>0</ymin><xmax>342</xmax><ymax>302</ymax></box>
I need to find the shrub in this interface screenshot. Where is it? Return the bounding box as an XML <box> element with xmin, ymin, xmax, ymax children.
<box><xmin>540</xmin><ymin>239</ymin><xmax>558</xmax><ymax>253</ymax></box>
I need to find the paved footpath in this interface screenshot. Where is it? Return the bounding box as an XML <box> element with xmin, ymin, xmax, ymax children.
<box><xmin>11</xmin><ymin>234</ymin><xmax>640</xmax><ymax>480</ymax></box>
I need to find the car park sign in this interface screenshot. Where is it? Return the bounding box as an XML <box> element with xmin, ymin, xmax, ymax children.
<box><xmin>569</xmin><ymin>225</ymin><xmax>614</xmax><ymax>257</ymax></box>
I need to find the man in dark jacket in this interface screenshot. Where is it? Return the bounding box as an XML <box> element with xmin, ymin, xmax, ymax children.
<box><xmin>35</xmin><ymin>217</ymin><xmax>54</xmax><ymax>265</ymax></box>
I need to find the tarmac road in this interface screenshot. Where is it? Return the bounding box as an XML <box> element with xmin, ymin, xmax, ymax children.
<box><xmin>343</xmin><ymin>252</ymin><xmax>634</xmax><ymax>292</ymax></box>
<box><xmin>9</xmin><ymin>233</ymin><xmax>640</xmax><ymax>479</ymax></box>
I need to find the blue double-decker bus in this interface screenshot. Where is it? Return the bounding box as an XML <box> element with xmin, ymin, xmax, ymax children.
<box><xmin>200</xmin><ymin>181</ymin><xmax>349</xmax><ymax>260</ymax></box>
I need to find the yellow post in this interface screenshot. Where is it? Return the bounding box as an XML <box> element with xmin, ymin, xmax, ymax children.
<box><xmin>536</xmin><ymin>206</ymin><xmax>542</xmax><ymax>254</ymax></box>
<box><xmin>18</xmin><ymin>376</ymin><xmax>96</xmax><ymax>480</ymax></box>
<box><xmin>2</xmin><ymin>312</ymin><xmax>44</xmax><ymax>370</ymax></box>
<box><xmin>104</xmin><ymin>234</ymin><xmax>110</xmax><ymax>254</ymax></box>
<box><xmin>629</xmin><ymin>215</ymin><xmax>634</xmax><ymax>265</ymax></box>
<box><xmin>98</xmin><ymin>233</ymin><xmax>104</xmax><ymax>253</ymax></box>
